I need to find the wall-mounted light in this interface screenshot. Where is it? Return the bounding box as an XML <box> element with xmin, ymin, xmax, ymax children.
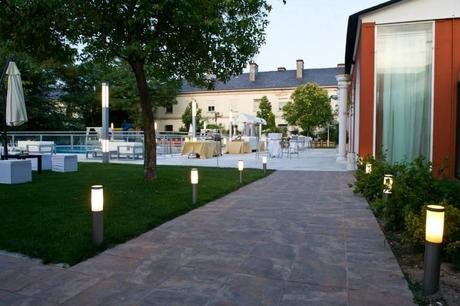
<box><xmin>423</xmin><ymin>205</ymin><xmax>445</xmax><ymax>296</ymax></box>
<box><xmin>191</xmin><ymin>168</ymin><xmax>198</xmax><ymax>204</ymax></box>
<box><xmin>365</xmin><ymin>163</ymin><xmax>372</xmax><ymax>174</ymax></box>
<box><xmin>91</xmin><ymin>185</ymin><xmax>104</xmax><ymax>245</ymax></box>
<box><xmin>383</xmin><ymin>174</ymin><xmax>393</xmax><ymax>194</ymax></box>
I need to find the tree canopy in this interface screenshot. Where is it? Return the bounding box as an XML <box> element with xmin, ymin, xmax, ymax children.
<box><xmin>282</xmin><ymin>83</ymin><xmax>333</xmax><ymax>136</ymax></box>
<box><xmin>256</xmin><ymin>96</ymin><xmax>276</xmax><ymax>131</ymax></box>
<box><xmin>60</xmin><ymin>0</ymin><xmax>271</xmax><ymax>181</ymax></box>
<box><xmin>182</xmin><ymin>102</ymin><xmax>203</xmax><ymax>133</ymax></box>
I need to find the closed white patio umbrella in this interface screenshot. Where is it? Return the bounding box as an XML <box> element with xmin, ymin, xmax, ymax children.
<box><xmin>6</xmin><ymin>62</ymin><xmax>27</xmax><ymax>127</ymax></box>
<box><xmin>1</xmin><ymin>60</ymin><xmax>27</xmax><ymax>159</ymax></box>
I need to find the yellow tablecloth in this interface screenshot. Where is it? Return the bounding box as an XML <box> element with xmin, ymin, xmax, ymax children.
<box><xmin>259</xmin><ymin>142</ymin><xmax>265</xmax><ymax>152</ymax></box>
<box><xmin>226</xmin><ymin>141</ymin><xmax>251</xmax><ymax>154</ymax></box>
<box><xmin>181</xmin><ymin>141</ymin><xmax>221</xmax><ymax>159</ymax></box>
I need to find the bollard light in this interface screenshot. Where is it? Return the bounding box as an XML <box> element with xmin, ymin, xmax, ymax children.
<box><xmin>423</xmin><ymin>205</ymin><xmax>445</xmax><ymax>296</ymax></box>
<box><xmin>383</xmin><ymin>174</ymin><xmax>393</xmax><ymax>194</ymax></box>
<box><xmin>238</xmin><ymin>160</ymin><xmax>244</xmax><ymax>171</ymax></box>
<box><xmin>191</xmin><ymin>168</ymin><xmax>199</xmax><ymax>184</ymax></box>
<box><xmin>238</xmin><ymin>160</ymin><xmax>244</xmax><ymax>183</ymax></box>
<box><xmin>91</xmin><ymin>185</ymin><xmax>104</xmax><ymax>245</ymax></box>
<box><xmin>262</xmin><ymin>156</ymin><xmax>267</xmax><ymax>174</ymax></box>
<box><xmin>365</xmin><ymin>163</ymin><xmax>372</xmax><ymax>174</ymax></box>
<box><xmin>91</xmin><ymin>185</ymin><xmax>104</xmax><ymax>212</ymax></box>
<box><xmin>426</xmin><ymin>205</ymin><xmax>445</xmax><ymax>244</ymax></box>
<box><xmin>190</xmin><ymin>168</ymin><xmax>198</xmax><ymax>204</ymax></box>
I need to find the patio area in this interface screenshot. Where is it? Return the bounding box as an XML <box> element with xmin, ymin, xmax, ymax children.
<box><xmin>0</xmin><ymin>171</ymin><xmax>414</xmax><ymax>305</ymax></box>
<box><xmin>79</xmin><ymin>148</ymin><xmax>348</xmax><ymax>172</ymax></box>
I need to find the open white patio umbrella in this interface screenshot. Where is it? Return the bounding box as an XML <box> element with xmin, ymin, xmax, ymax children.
<box><xmin>5</xmin><ymin>62</ymin><xmax>27</xmax><ymax>127</ymax></box>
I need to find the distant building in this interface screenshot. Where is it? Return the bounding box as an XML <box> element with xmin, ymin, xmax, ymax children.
<box><xmin>154</xmin><ymin>60</ymin><xmax>343</xmax><ymax>132</ymax></box>
<box><xmin>337</xmin><ymin>0</ymin><xmax>460</xmax><ymax>177</ymax></box>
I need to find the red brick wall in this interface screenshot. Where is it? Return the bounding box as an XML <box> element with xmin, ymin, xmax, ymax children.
<box><xmin>358</xmin><ymin>23</ymin><xmax>375</xmax><ymax>157</ymax></box>
<box><xmin>433</xmin><ymin>19</ymin><xmax>460</xmax><ymax>177</ymax></box>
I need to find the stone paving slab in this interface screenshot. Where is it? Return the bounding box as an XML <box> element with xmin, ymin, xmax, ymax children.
<box><xmin>0</xmin><ymin>171</ymin><xmax>415</xmax><ymax>305</ymax></box>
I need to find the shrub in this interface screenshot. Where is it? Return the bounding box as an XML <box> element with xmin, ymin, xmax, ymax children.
<box><xmin>354</xmin><ymin>156</ymin><xmax>388</xmax><ymax>202</ymax></box>
<box><xmin>354</xmin><ymin>155</ymin><xmax>460</xmax><ymax>268</ymax></box>
<box><xmin>403</xmin><ymin>202</ymin><xmax>460</xmax><ymax>267</ymax></box>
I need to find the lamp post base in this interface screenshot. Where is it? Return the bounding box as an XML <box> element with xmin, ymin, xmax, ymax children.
<box><xmin>239</xmin><ymin>171</ymin><xmax>243</xmax><ymax>184</ymax></box>
<box><xmin>192</xmin><ymin>184</ymin><xmax>197</xmax><ymax>204</ymax></box>
<box><xmin>423</xmin><ymin>241</ymin><xmax>442</xmax><ymax>296</ymax></box>
<box><xmin>102</xmin><ymin>152</ymin><xmax>109</xmax><ymax>164</ymax></box>
<box><xmin>92</xmin><ymin>211</ymin><xmax>104</xmax><ymax>245</ymax></box>
<box><xmin>263</xmin><ymin>164</ymin><xmax>266</xmax><ymax>174</ymax></box>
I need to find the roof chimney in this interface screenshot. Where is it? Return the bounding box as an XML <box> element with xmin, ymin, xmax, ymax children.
<box><xmin>249</xmin><ymin>62</ymin><xmax>258</xmax><ymax>82</ymax></box>
<box><xmin>296</xmin><ymin>59</ymin><xmax>304</xmax><ymax>79</ymax></box>
<box><xmin>277</xmin><ymin>67</ymin><xmax>286</xmax><ymax>72</ymax></box>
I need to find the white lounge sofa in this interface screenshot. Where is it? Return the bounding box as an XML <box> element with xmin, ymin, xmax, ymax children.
<box><xmin>17</xmin><ymin>141</ymin><xmax>55</xmax><ymax>154</ymax></box>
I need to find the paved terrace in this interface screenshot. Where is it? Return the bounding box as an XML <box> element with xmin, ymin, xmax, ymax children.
<box><xmin>79</xmin><ymin>148</ymin><xmax>349</xmax><ymax>172</ymax></box>
<box><xmin>0</xmin><ymin>171</ymin><xmax>414</xmax><ymax>305</ymax></box>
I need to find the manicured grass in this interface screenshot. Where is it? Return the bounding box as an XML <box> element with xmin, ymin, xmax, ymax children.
<box><xmin>0</xmin><ymin>163</ymin><xmax>271</xmax><ymax>265</ymax></box>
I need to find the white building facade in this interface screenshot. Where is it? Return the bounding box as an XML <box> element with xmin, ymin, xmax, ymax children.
<box><xmin>155</xmin><ymin>60</ymin><xmax>343</xmax><ymax>132</ymax></box>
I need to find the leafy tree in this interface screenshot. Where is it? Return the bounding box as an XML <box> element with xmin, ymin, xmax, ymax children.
<box><xmin>256</xmin><ymin>96</ymin><xmax>276</xmax><ymax>131</ymax></box>
<box><xmin>182</xmin><ymin>102</ymin><xmax>203</xmax><ymax>133</ymax></box>
<box><xmin>0</xmin><ymin>0</ymin><xmax>76</xmax><ymax>137</ymax></box>
<box><xmin>282</xmin><ymin>83</ymin><xmax>333</xmax><ymax>136</ymax></box>
<box><xmin>62</xmin><ymin>0</ymin><xmax>271</xmax><ymax>181</ymax></box>
<box><xmin>267</xmin><ymin>112</ymin><xmax>277</xmax><ymax>132</ymax></box>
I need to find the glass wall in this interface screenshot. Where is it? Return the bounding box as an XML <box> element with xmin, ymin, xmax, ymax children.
<box><xmin>375</xmin><ymin>22</ymin><xmax>433</xmax><ymax>163</ymax></box>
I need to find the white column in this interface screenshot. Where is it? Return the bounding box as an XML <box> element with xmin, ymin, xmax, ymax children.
<box><xmin>191</xmin><ymin>98</ymin><xmax>197</xmax><ymax>141</ymax></box>
<box><xmin>336</xmin><ymin>74</ymin><xmax>351</xmax><ymax>162</ymax></box>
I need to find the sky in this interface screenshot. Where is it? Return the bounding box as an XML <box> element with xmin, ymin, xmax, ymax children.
<box><xmin>250</xmin><ymin>0</ymin><xmax>384</xmax><ymax>71</ymax></box>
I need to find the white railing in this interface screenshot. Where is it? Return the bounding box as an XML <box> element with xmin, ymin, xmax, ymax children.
<box><xmin>3</xmin><ymin>130</ymin><xmax>188</xmax><ymax>156</ymax></box>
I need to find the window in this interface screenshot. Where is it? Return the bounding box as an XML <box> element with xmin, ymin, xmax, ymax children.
<box><xmin>164</xmin><ymin>125</ymin><xmax>173</xmax><ymax>131</ymax></box>
<box><xmin>165</xmin><ymin>105</ymin><xmax>173</xmax><ymax>113</ymax></box>
<box><xmin>208</xmin><ymin>105</ymin><xmax>215</xmax><ymax>112</ymax></box>
<box><xmin>253</xmin><ymin>99</ymin><xmax>261</xmax><ymax>112</ymax></box>
<box><xmin>278</xmin><ymin>99</ymin><xmax>288</xmax><ymax>111</ymax></box>
<box><xmin>375</xmin><ymin>22</ymin><xmax>433</xmax><ymax>163</ymax></box>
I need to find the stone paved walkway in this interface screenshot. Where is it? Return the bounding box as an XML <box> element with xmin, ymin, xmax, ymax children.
<box><xmin>0</xmin><ymin>171</ymin><xmax>414</xmax><ymax>306</ymax></box>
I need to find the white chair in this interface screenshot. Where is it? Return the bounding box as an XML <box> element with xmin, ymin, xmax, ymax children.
<box><xmin>0</xmin><ymin>160</ymin><xmax>32</xmax><ymax>184</ymax></box>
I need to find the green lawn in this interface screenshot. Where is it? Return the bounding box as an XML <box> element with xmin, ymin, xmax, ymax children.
<box><xmin>0</xmin><ymin>163</ymin><xmax>270</xmax><ymax>265</ymax></box>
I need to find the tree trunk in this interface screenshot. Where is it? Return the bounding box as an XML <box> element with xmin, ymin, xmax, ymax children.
<box><xmin>129</xmin><ymin>59</ymin><xmax>157</xmax><ymax>181</ymax></box>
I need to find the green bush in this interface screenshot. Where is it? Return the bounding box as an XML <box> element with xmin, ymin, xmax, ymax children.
<box><xmin>353</xmin><ymin>156</ymin><xmax>460</xmax><ymax>268</ymax></box>
<box><xmin>403</xmin><ymin>202</ymin><xmax>460</xmax><ymax>268</ymax></box>
<box><xmin>354</xmin><ymin>156</ymin><xmax>388</xmax><ymax>202</ymax></box>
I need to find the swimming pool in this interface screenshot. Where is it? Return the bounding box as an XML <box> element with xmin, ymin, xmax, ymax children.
<box><xmin>55</xmin><ymin>145</ymin><xmax>94</xmax><ymax>154</ymax></box>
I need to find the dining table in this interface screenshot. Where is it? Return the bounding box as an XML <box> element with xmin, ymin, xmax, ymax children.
<box><xmin>226</xmin><ymin>141</ymin><xmax>251</xmax><ymax>154</ymax></box>
<box><xmin>181</xmin><ymin>141</ymin><xmax>221</xmax><ymax>159</ymax></box>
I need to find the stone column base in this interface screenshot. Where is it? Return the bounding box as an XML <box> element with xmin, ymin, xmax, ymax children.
<box><xmin>336</xmin><ymin>155</ymin><xmax>347</xmax><ymax>162</ymax></box>
<box><xmin>347</xmin><ymin>152</ymin><xmax>357</xmax><ymax>170</ymax></box>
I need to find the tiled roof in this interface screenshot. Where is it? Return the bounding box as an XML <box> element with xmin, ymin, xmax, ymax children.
<box><xmin>180</xmin><ymin>67</ymin><xmax>343</xmax><ymax>93</ymax></box>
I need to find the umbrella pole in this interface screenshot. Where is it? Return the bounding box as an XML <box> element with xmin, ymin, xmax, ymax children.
<box><xmin>0</xmin><ymin>59</ymin><xmax>10</xmax><ymax>160</ymax></box>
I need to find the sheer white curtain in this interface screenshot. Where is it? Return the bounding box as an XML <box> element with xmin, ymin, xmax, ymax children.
<box><xmin>376</xmin><ymin>23</ymin><xmax>433</xmax><ymax>163</ymax></box>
